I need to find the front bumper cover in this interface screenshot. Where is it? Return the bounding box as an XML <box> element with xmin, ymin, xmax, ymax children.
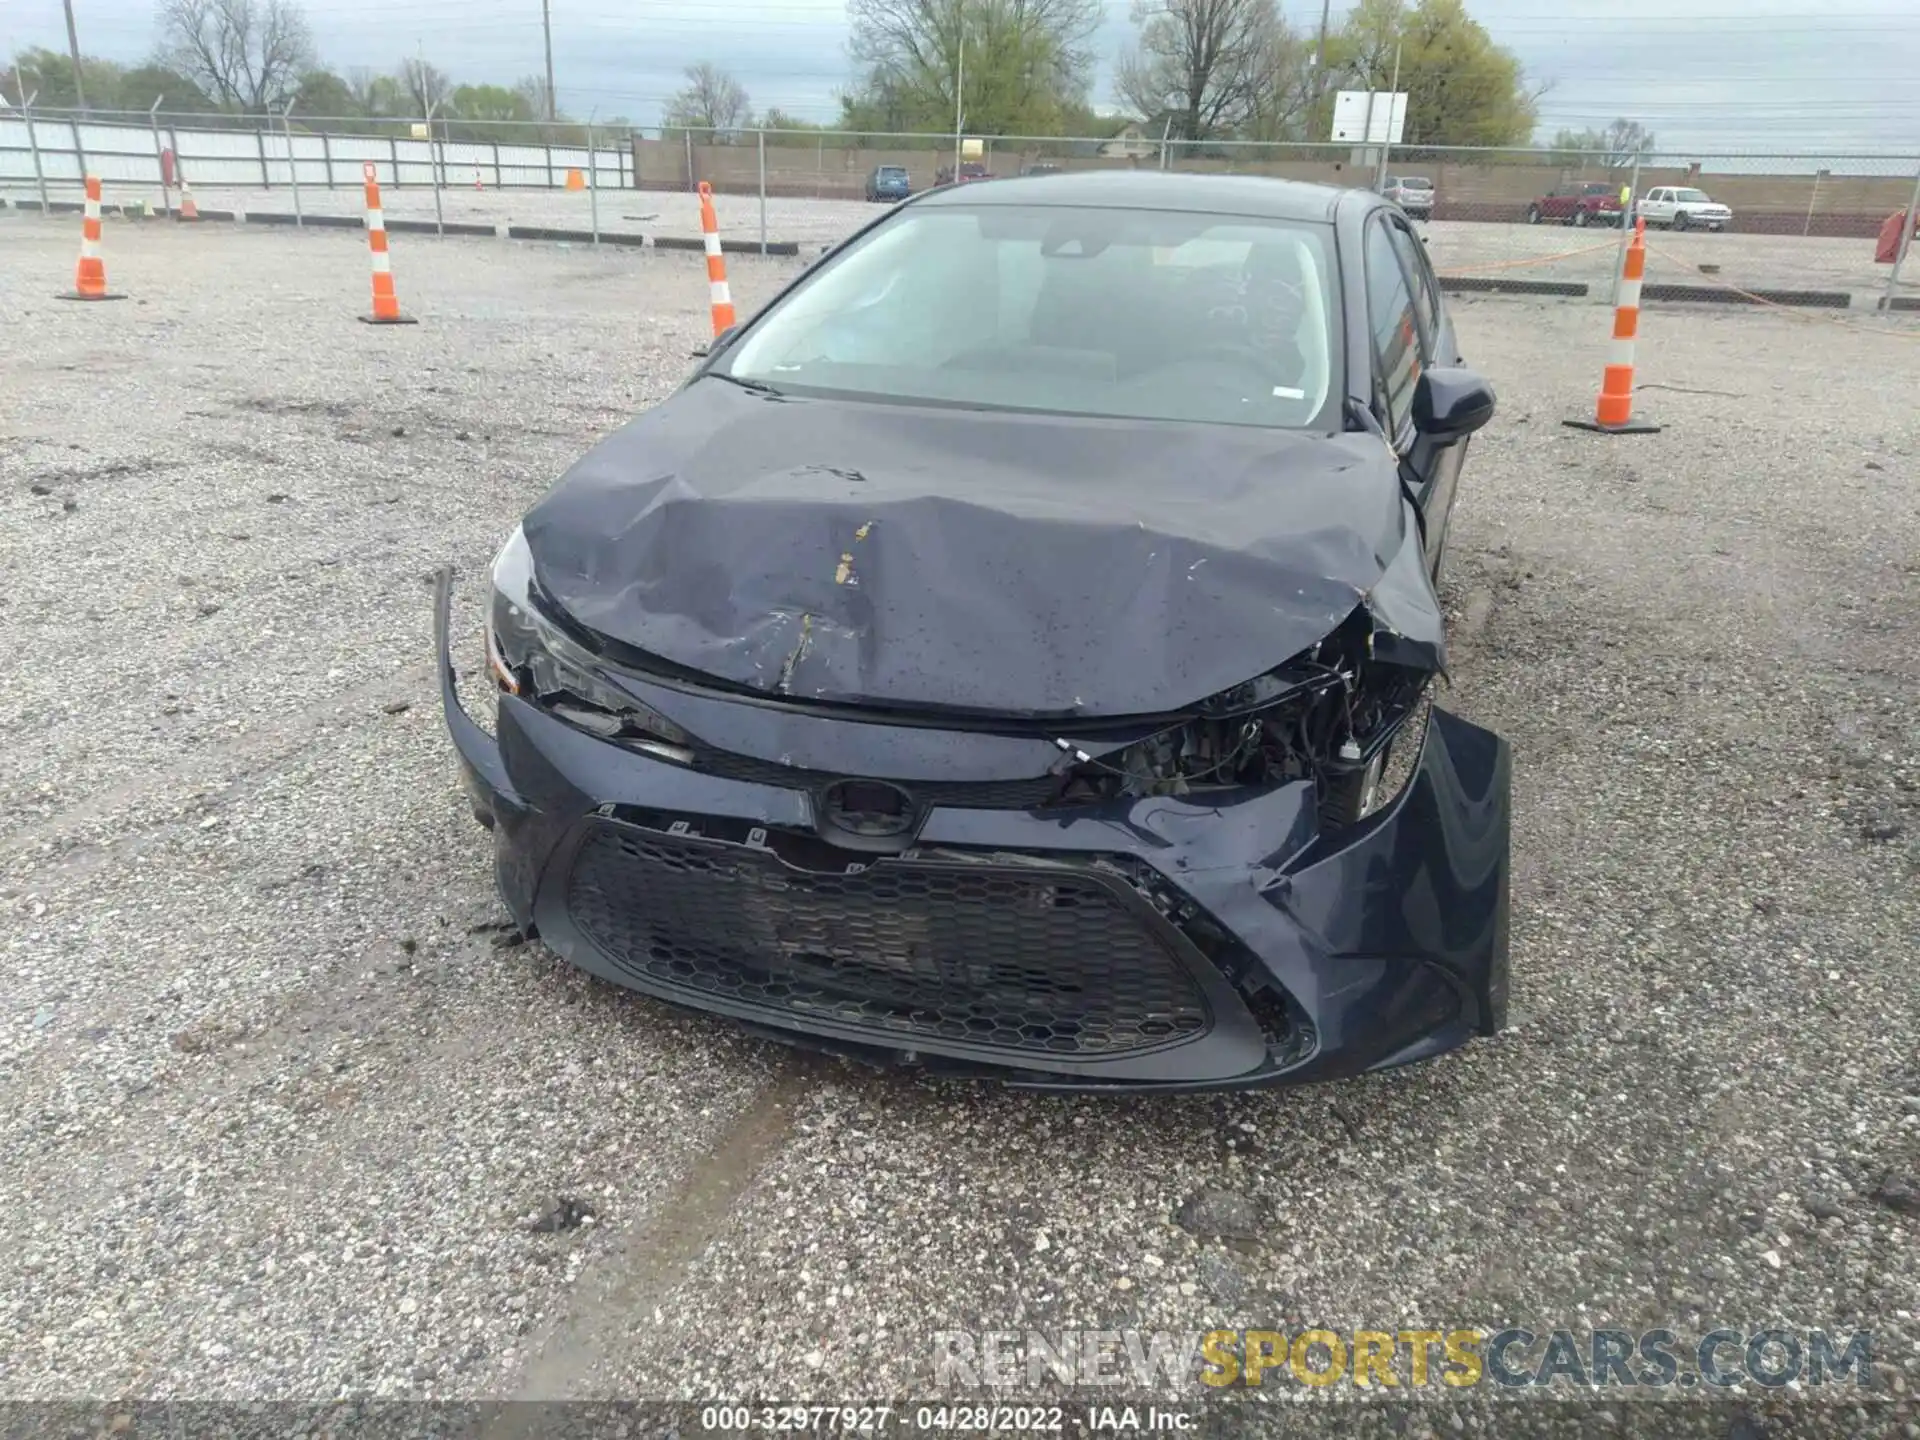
<box><xmin>434</xmin><ymin>570</ymin><xmax>1511</xmax><ymax>1093</ymax></box>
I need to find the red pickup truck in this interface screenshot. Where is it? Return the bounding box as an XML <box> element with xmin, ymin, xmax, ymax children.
<box><xmin>1527</xmin><ymin>181</ymin><xmax>1625</xmax><ymax>228</ymax></box>
<box><xmin>934</xmin><ymin>161</ymin><xmax>991</xmax><ymax>186</ymax></box>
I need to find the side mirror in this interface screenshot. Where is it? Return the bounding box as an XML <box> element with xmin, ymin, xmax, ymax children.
<box><xmin>1412</xmin><ymin>366</ymin><xmax>1496</xmax><ymax>440</ymax></box>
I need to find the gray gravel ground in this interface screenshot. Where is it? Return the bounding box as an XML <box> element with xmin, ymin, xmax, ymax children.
<box><xmin>3</xmin><ymin>210</ymin><xmax>1919</xmax><ymax>1435</ymax></box>
<box><xmin>10</xmin><ymin>181</ymin><xmax>1916</xmax><ymax>302</ymax></box>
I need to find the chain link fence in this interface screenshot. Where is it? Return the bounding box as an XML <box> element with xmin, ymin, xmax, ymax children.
<box><xmin>6</xmin><ymin>107</ymin><xmax>1917</xmax><ymax>308</ymax></box>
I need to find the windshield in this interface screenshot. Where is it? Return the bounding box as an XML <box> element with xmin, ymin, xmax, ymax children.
<box><xmin>1674</xmin><ymin>188</ymin><xmax>1711</xmax><ymax>203</ymax></box>
<box><xmin>1400</xmin><ymin>177</ymin><xmax>1432</xmax><ymax>189</ymax></box>
<box><xmin>718</xmin><ymin>203</ymin><xmax>1341</xmax><ymax>430</ymax></box>
<box><xmin>1581</xmin><ymin>183</ymin><xmax>1613</xmax><ymax>195</ymax></box>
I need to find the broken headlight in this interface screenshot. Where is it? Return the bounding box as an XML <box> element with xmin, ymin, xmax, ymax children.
<box><xmin>486</xmin><ymin>526</ymin><xmax>694</xmax><ymax>761</ymax></box>
<box><xmin>1058</xmin><ymin>608</ymin><xmax>1431</xmax><ymax>827</ymax></box>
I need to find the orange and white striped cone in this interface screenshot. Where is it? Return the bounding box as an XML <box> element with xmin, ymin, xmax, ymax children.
<box><xmin>57</xmin><ymin>177</ymin><xmax>126</xmax><ymax>302</ymax></box>
<box><xmin>178</xmin><ymin>181</ymin><xmax>200</xmax><ymax>221</ymax></box>
<box><xmin>698</xmin><ymin>181</ymin><xmax>736</xmax><ymax>335</ymax></box>
<box><xmin>1564</xmin><ymin>218</ymin><xmax>1660</xmax><ymax>434</ymax></box>
<box><xmin>357</xmin><ymin>163</ymin><xmax>416</xmax><ymax>326</ymax></box>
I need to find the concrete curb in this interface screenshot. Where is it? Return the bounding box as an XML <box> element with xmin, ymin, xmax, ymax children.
<box><xmin>1640</xmin><ymin>283</ymin><xmax>1852</xmax><ymax>309</ymax></box>
<box><xmin>1877</xmin><ymin>295</ymin><xmax>1920</xmax><ymax>313</ymax></box>
<box><xmin>1440</xmin><ymin>276</ymin><xmax>1590</xmax><ymax>298</ymax></box>
<box><xmin>386</xmin><ymin>219</ymin><xmax>500</xmax><ymax>238</ymax></box>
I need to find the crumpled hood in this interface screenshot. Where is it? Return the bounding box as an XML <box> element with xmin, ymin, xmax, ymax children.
<box><xmin>521</xmin><ymin>378</ymin><xmax>1443</xmax><ymax>718</ymax></box>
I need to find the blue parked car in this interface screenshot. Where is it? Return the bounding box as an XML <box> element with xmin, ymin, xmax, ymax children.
<box><xmin>864</xmin><ymin>164</ymin><xmax>911</xmax><ymax>202</ymax></box>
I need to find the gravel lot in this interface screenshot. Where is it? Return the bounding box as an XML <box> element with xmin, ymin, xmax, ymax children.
<box><xmin>3</xmin><ymin>211</ymin><xmax>1918</xmax><ymax>1432</ymax></box>
<box><xmin>9</xmin><ymin>180</ymin><xmax>1916</xmax><ymax>303</ymax></box>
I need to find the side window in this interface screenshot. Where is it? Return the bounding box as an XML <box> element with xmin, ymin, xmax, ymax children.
<box><xmin>1386</xmin><ymin>219</ymin><xmax>1438</xmax><ymax>357</ymax></box>
<box><xmin>1364</xmin><ymin>219</ymin><xmax>1422</xmax><ymax>435</ymax></box>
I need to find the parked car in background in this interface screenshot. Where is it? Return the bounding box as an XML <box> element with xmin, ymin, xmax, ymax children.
<box><xmin>1527</xmin><ymin>181</ymin><xmax>1625</xmax><ymax>227</ymax></box>
<box><xmin>1636</xmin><ymin>185</ymin><xmax>1733</xmax><ymax>231</ymax></box>
<box><xmin>864</xmin><ymin>165</ymin><xmax>912</xmax><ymax>202</ymax></box>
<box><xmin>934</xmin><ymin>161</ymin><xmax>991</xmax><ymax>186</ymax></box>
<box><xmin>1380</xmin><ymin>175</ymin><xmax>1434</xmax><ymax>219</ymax></box>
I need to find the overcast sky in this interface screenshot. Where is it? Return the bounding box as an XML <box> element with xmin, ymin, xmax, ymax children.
<box><xmin>11</xmin><ymin>0</ymin><xmax>1919</xmax><ymax>153</ymax></box>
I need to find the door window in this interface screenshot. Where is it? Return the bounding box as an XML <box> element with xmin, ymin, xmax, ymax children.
<box><xmin>1385</xmin><ymin>219</ymin><xmax>1438</xmax><ymax>356</ymax></box>
<box><xmin>1364</xmin><ymin>218</ymin><xmax>1422</xmax><ymax>434</ymax></box>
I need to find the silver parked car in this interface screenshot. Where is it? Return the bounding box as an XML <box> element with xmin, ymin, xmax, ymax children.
<box><xmin>1380</xmin><ymin>175</ymin><xmax>1435</xmax><ymax>220</ymax></box>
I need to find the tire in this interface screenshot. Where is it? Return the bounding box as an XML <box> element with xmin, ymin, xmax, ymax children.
<box><xmin>1526</xmin><ymin>204</ymin><xmax>1542</xmax><ymax>224</ymax></box>
<box><xmin>1674</xmin><ymin>211</ymin><xmax>1689</xmax><ymax>231</ymax></box>
<box><xmin>1573</xmin><ymin>207</ymin><xmax>1591</xmax><ymax>228</ymax></box>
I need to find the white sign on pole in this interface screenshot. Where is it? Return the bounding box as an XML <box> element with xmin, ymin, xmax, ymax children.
<box><xmin>1330</xmin><ymin>90</ymin><xmax>1407</xmax><ymax>145</ymax></box>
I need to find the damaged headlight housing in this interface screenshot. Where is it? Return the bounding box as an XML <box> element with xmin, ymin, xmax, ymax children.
<box><xmin>1059</xmin><ymin>608</ymin><xmax>1432</xmax><ymax>828</ymax></box>
<box><xmin>486</xmin><ymin>526</ymin><xmax>695</xmax><ymax>762</ymax></box>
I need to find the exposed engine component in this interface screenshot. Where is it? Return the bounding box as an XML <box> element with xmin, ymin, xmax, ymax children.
<box><xmin>1057</xmin><ymin>608</ymin><xmax>1432</xmax><ymax>817</ymax></box>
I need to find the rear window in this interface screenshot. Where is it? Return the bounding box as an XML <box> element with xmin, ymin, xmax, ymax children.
<box><xmin>1400</xmin><ymin>177</ymin><xmax>1432</xmax><ymax>188</ymax></box>
<box><xmin>720</xmin><ymin>203</ymin><xmax>1342</xmax><ymax>430</ymax></box>
<box><xmin>1674</xmin><ymin>188</ymin><xmax>1711</xmax><ymax>203</ymax></box>
<box><xmin>878</xmin><ymin>166</ymin><xmax>907</xmax><ymax>179</ymax></box>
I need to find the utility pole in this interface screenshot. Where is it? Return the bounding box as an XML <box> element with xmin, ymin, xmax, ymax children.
<box><xmin>541</xmin><ymin>0</ymin><xmax>557</xmax><ymax>121</ymax></box>
<box><xmin>1311</xmin><ymin>0</ymin><xmax>1332</xmax><ymax>119</ymax></box>
<box><xmin>952</xmin><ymin>33</ymin><xmax>964</xmax><ymax>179</ymax></box>
<box><xmin>63</xmin><ymin>0</ymin><xmax>88</xmax><ymax>112</ymax></box>
<box><xmin>1376</xmin><ymin>38</ymin><xmax>1401</xmax><ymax>189</ymax></box>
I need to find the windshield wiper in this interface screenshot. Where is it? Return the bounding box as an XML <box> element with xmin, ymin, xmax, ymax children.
<box><xmin>706</xmin><ymin>371</ymin><xmax>783</xmax><ymax>397</ymax></box>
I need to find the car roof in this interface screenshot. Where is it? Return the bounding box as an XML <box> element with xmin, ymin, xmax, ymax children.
<box><xmin>914</xmin><ymin>169</ymin><xmax>1349</xmax><ymax>222</ymax></box>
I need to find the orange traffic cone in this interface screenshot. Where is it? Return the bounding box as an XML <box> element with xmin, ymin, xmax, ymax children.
<box><xmin>1564</xmin><ymin>218</ymin><xmax>1660</xmax><ymax>435</ymax></box>
<box><xmin>698</xmin><ymin>182</ymin><xmax>735</xmax><ymax>335</ymax></box>
<box><xmin>178</xmin><ymin>181</ymin><xmax>200</xmax><ymax>221</ymax></box>
<box><xmin>474</xmin><ymin>168</ymin><xmax>484</xmax><ymax>191</ymax></box>
<box><xmin>58</xmin><ymin>176</ymin><xmax>126</xmax><ymax>302</ymax></box>
<box><xmin>565</xmin><ymin>168</ymin><xmax>585</xmax><ymax>191</ymax></box>
<box><xmin>357</xmin><ymin>163</ymin><xmax>416</xmax><ymax>326</ymax></box>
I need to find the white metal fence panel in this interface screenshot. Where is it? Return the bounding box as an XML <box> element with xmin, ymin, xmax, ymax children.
<box><xmin>0</xmin><ymin>113</ymin><xmax>632</xmax><ymax>194</ymax></box>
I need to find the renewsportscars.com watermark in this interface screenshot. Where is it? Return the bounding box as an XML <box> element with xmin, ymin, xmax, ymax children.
<box><xmin>933</xmin><ymin>1328</ymin><xmax>1875</xmax><ymax>1393</ymax></box>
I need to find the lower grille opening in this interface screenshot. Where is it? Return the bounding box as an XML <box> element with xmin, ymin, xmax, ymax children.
<box><xmin>563</xmin><ymin>822</ymin><xmax>1211</xmax><ymax>1059</ymax></box>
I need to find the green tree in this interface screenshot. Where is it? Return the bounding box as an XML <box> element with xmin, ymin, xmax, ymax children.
<box><xmin>447</xmin><ymin>84</ymin><xmax>535</xmax><ymax>123</ymax></box>
<box><xmin>4</xmin><ymin>47</ymin><xmax>215</xmax><ymax>112</ymax></box>
<box><xmin>844</xmin><ymin>0</ymin><xmax>1103</xmax><ymax>136</ymax></box>
<box><xmin>1318</xmin><ymin>0</ymin><xmax>1534</xmax><ymax>147</ymax></box>
<box><xmin>290</xmin><ymin>68</ymin><xmax>358</xmax><ymax>117</ymax></box>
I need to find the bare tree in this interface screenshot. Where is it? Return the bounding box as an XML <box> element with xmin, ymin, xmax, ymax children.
<box><xmin>1548</xmin><ymin>117</ymin><xmax>1656</xmax><ymax>169</ymax></box>
<box><xmin>400</xmin><ymin>56</ymin><xmax>451</xmax><ymax>115</ymax></box>
<box><xmin>158</xmin><ymin>0</ymin><xmax>316</xmax><ymax>112</ymax></box>
<box><xmin>1117</xmin><ymin>0</ymin><xmax>1288</xmax><ymax>142</ymax></box>
<box><xmin>513</xmin><ymin>74</ymin><xmax>556</xmax><ymax>122</ymax></box>
<box><xmin>663</xmin><ymin>62</ymin><xmax>752</xmax><ymax>138</ymax></box>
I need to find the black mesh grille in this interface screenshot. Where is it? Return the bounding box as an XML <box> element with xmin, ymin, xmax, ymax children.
<box><xmin>564</xmin><ymin>823</ymin><xmax>1210</xmax><ymax>1058</ymax></box>
<box><xmin>679</xmin><ymin>747</ymin><xmax>1067</xmax><ymax>811</ymax></box>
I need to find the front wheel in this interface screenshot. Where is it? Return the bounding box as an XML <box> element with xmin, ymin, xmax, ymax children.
<box><xmin>1674</xmin><ymin>211</ymin><xmax>1690</xmax><ymax>231</ymax></box>
<box><xmin>1526</xmin><ymin>204</ymin><xmax>1542</xmax><ymax>224</ymax></box>
<box><xmin>1573</xmin><ymin>207</ymin><xmax>1591</xmax><ymax>227</ymax></box>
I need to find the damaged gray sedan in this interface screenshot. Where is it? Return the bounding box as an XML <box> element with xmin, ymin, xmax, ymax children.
<box><xmin>436</xmin><ymin>171</ymin><xmax>1510</xmax><ymax>1091</ymax></box>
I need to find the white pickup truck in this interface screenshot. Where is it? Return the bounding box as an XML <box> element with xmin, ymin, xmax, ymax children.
<box><xmin>1636</xmin><ymin>186</ymin><xmax>1734</xmax><ymax>232</ymax></box>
